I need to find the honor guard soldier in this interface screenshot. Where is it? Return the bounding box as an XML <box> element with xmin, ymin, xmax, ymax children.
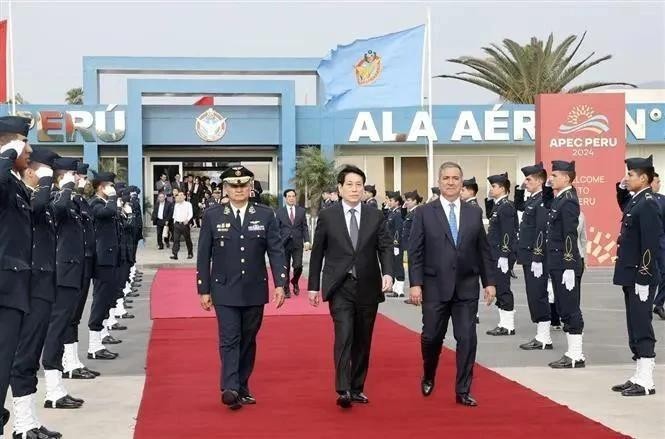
<box><xmin>42</xmin><ymin>157</ymin><xmax>86</xmax><ymax>409</ymax></box>
<box><xmin>612</xmin><ymin>155</ymin><xmax>662</xmax><ymax>396</ymax></box>
<box><xmin>87</xmin><ymin>171</ymin><xmax>120</xmax><ymax>361</ymax></box>
<box><xmin>461</xmin><ymin>177</ymin><xmax>480</xmax><ymax>207</ymax></box>
<box><xmin>9</xmin><ymin>149</ymin><xmax>62</xmax><ymax>439</ymax></box>
<box><xmin>514</xmin><ymin>163</ymin><xmax>555</xmax><ymax>350</ymax></box>
<box><xmin>650</xmin><ymin>173</ymin><xmax>665</xmax><ymax>320</ymax></box>
<box><xmin>196</xmin><ymin>166</ymin><xmax>287</xmax><ymax>410</ymax></box>
<box><xmin>386</xmin><ymin>191</ymin><xmax>405</xmax><ymax>297</ymax></box>
<box><xmin>402</xmin><ymin>190</ymin><xmax>422</xmax><ymax>305</ymax></box>
<box><xmin>485</xmin><ymin>173</ymin><xmax>518</xmax><ymax>336</ymax></box>
<box><xmin>546</xmin><ymin>160</ymin><xmax>586</xmax><ymax>369</ymax></box>
<box><xmin>128</xmin><ymin>185</ymin><xmax>144</xmax><ymax>285</ymax></box>
<box><xmin>62</xmin><ymin>162</ymin><xmax>99</xmax><ymax>380</ymax></box>
<box><xmin>364</xmin><ymin>185</ymin><xmax>378</xmax><ymax>208</ymax></box>
<box><xmin>0</xmin><ymin>116</ymin><xmax>33</xmax><ymax>438</ymax></box>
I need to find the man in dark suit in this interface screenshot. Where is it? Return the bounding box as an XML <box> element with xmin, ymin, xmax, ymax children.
<box><xmin>151</xmin><ymin>192</ymin><xmax>174</xmax><ymax>249</ymax></box>
<box><xmin>0</xmin><ymin>116</ymin><xmax>34</xmax><ymax>437</ymax></box>
<box><xmin>197</xmin><ymin>166</ymin><xmax>286</xmax><ymax>411</ymax></box>
<box><xmin>308</xmin><ymin>165</ymin><xmax>393</xmax><ymax>409</ymax></box>
<box><xmin>276</xmin><ymin>189</ymin><xmax>310</xmax><ymax>298</ymax></box>
<box><xmin>408</xmin><ymin>161</ymin><xmax>496</xmax><ymax>407</ymax></box>
<box><xmin>612</xmin><ymin>155</ymin><xmax>662</xmax><ymax>396</ymax></box>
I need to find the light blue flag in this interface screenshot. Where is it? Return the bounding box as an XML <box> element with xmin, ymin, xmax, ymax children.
<box><xmin>318</xmin><ymin>25</ymin><xmax>425</xmax><ymax>111</ymax></box>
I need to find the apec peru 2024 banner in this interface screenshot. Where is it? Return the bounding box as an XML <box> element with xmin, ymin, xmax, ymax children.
<box><xmin>536</xmin><ymin>93</ymin><xmax>626</xmax><ymax>267</ymax></box>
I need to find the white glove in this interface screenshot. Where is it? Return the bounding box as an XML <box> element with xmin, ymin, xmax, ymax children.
<box><xmin>35</xmin><ymin>166</ymin><xmax>53</xmax><ymax>179</ymax></box>
<box><xmin>562</xmin><ymin>269</ymin><xmax>575</xmax><ymax>291</ymax></box>
<box><xmin>635</xmin><ymin>284</ymin><xmax>650</xmax><ymax>302</ymax></box>
<box><xmin>60</xmin><ymin>172</ymin><xmax>76</xmax><ymax>187</ymax></box>
<box><xmin>530</xmin><ymin>261</ymin><xmax>543</xmax><ymax>278</ymax></box>
<box><xmin>77</xmin><ymin>178</ymin><xmax>87</xmax><ymax>189</ymax></box>
<box><xmin>497</xmin><ymin>257</ymin><xmax>509</xmax><ymax>274</ymax></box>
<box><xmin>619</xmin><ymin>180</ymin><xmax>628</xmax><ymax>190</ymax></box>
<box><xmin>0</xmin><ymin>139</ymin><xmax>25</xmax><ymax>156</ymax></box>
<box><xmin>545</xmin><ymin>178</ymin><xmax>553</xmax><ymax>188</ymax></box>
<box><xmin>103</xmin><ymin>185</ymin><xmax>116</xmax><ymax>197</ymax></box>
<box><xmin>394</xmin><ymin>247</ymin><xmax>400</xmax><ymax>256</ymax></box>
<box><xmin>123</xmin><ymin>204</ymin><xmax>133</xmax><ymax>214</ymax></box>
<box><xmin>117</xmin><ymin>198</ymin><xmax>123</xmax><ymax>208</ymax></box>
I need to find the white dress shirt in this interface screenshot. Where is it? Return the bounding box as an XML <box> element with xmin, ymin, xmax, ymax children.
<box><xmin>173</xmin><ymin>201</ymin><xmax>193</xmax><ymax>224</ymax></box>
<box><xmin>230</xmin><ymin>202</ymin><xmax>249</xmax><ymax>226</ymax></box>
<box><xmin>439</xmin><ymin>196</ymin><xmax>461</xmax><ymax>231</ymax></box>
<box><xmin>341</xmin><ymin>200</ymin><xmax>361</xmax><ymax>236</ymax></box>
<box><xmin>157</xmin><ymin>202</ymin><xmax>165</xmax><ymax>220</ymax></box>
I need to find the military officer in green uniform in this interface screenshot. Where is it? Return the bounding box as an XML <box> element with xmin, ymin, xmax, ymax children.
<box><xmin>196</xmin><ymin>166</ymin><xmax>287</xmax><ymax>410</ymax></box>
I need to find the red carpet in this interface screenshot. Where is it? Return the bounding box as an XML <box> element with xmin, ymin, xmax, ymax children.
<box><xmin>134</xmin><ymin>314</ymin><xmax>626</xmax><ymax>439</ymax></box>
<box><xmin>149</xmin><ymin>268</ymin><xmax>328</xmax><ymax>318</ymax></box>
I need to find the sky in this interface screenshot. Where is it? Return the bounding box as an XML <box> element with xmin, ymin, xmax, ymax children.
<box><xmin>1</xmin><ymin>0</ymin><xmax>664</xmax><ymax>105</ymax></box>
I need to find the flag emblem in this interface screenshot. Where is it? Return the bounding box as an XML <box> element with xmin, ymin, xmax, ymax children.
<box><xmin>355</xmin><ymin>50</ymin><xmax>382</xmax><ymax>86</ymax></box>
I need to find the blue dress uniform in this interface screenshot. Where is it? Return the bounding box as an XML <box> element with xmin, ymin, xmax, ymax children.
<box><xmin>546</xmin><ymin>160</ymin><xmax>586</xmax><ymax>369</ymax></box>
<box><xmin>463</xmin><ymin>177</ymin><xmax>480</xmax><ymax>209</ymax></box>
<box><xmin>196</xmin><ymin>166</ymin><xmax>286</xmax><ymax>410</ymax></box>
<box><xmin>649</xmin><ymin>190</ymin><xmax>665</xmax><ymax>318</ymax></box>
<box><xmin>10</xmin><ymin>150</ymin><xmax>59</xmax><ymax>399</ymax></box>
<box><xmin>364</xmin><ymin>185</ymin><xmax>378</xmax><ymax>209</ymax></box>
<box><xmin>0</xmin><ymin>116</ymin><xmax>33</xmax><ymax>435</ymax></box>
<box><xmin>386</xmin><ymin>192</ymin><xmax>405</xmax><ymax>296</ymax></box>
<box><xmin>611</xmin><ymin>156</ymin><xmax>662</xmax><ymax>396</ymax></box>
<box><xmin>87</xmin><ymin>172</ymin><xmax>120</xmax><ymax>360</ymax></box>
<box><xmin>62</xmin><ymin>162</ymin><xmax>99</xmax><ymax>379</ymax></box>
<box><xmin>114</xmin><ymin>186</ymin><xmax>136</xmax><ymax>320</ymax></box>
<box><xmin>514</xmin><ymin>163</ymin><xmax>556</xmax><ymax>350</ymax></box>
<box><xmin>486</xmin><ymin>173</ymin><xmax>518</xmax><ymax>336</ymax></box>
<box><xmin>42</xmin><ymin>157</ymin><xmax>87</xmax><ymax>409</ymax></box>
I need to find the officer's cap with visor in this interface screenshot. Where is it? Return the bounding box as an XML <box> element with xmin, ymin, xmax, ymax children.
<box><xmin>91</xmin><ymin>170</ymin><xmax>116</xmax><ymax>184</ymax></box>
<box><xmin>221</xmin><ymin>166</ymin><xmax>254</xmax><ymax>186</ymax></box>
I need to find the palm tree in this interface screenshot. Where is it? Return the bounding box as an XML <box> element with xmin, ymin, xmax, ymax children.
<box><xmin>291</xmin><ymin>146</ymin><xmax>337</xmax><ymax>217</ymax></box>
<box><xmin>65</xmin><ymin>87</ymin><xmax>84</xmax><ymax>105</ymax></box>
<box><xmin>436</xmin><ymin>32</ymin><xmax>636</xmax><ymax>104</ymax></box>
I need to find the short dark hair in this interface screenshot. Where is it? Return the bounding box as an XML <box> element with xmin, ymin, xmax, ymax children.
<box><xmin>533</xmin><ymin>170</ymin><xmax>547</xmax><ymax>182</ymax></box>
<box><xmin>501</xmin><ymin>179</ymin><xmax>511</xmax><ymax>194</ymax></box>
<box><xmin>566</xmin><ymin>171</ymin><xmax>576</xmax><ymax>183</ymax></box>
<box><xmin>389</xmin><ymin>194</ymin><xmax>403</xmax><ymax>205</ymax></box>
<box><xmin>283</xmin><ymin>188</ymin><xmax>296</xmax><ymax>197</ymax></box>
<box><xmin>655</xmin><ymin>172</ymin><xmax>660</xmax><ymax>178</ymax></box>
<box><xmin>337</xmin><ymin>165</ymin><xmax>366</xmax><ymax>185</ymax></box>
<box><xmin>634</xmin><ymin>167</ymin><xmax>655</xmax><ymax>184</ymax></box>
<box><xmin>463</xmin><ymin>182</ymin><xmax>478</xmax><ymax>195</ymax></box>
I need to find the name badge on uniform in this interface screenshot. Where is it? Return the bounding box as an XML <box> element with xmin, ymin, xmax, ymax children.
<box><xmin>217</xmin><ymin>223</ymin><xmax>230</xmax><ymax>232</ymax></box>
<box><xmin>248</xmin><ymin>220</ymin><xmax>265</xmax><ymax>232</ymax></box>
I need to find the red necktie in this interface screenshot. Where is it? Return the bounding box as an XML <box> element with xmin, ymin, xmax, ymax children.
<box><xmin>289</xmin><ymin>207</ymin><xmax>295</xmax><ymax>224</ymax></box>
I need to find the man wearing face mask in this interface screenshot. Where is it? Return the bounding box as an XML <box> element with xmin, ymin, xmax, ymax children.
<box><xmin>61</xmin><ymin>162</ymin><xmax>100</xmax><ymax>381</ymax></box>
<box><xmin>87</xmin><ymin>171</ymin><xmax>121</xmax><ymax>361</ymax></box>
<box><xmin>42</xmin><ymin>157</ymin><xmax>86</xmax><ymax>409</ymax></box>
<box><xmin>0</xmin><ymin>116</ymin><xmax>33</xmax><ymax>438</ymax></box>
<box><xmin>9</xmin><ymin>149</ymin><xmax>62</xmax><ymax>439</ymax></box>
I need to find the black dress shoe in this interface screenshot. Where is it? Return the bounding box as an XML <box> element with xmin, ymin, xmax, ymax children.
<box><xmin>43</xmin><ymin>396</ymin><xmax>82</xmax><ymax>409</ymax></box>
<box><xmin>187</xmin><ymin>254</ymin><xmax>193</xmax><ymax>259</ymax></box>
<box><xmin>654</xmin><ymin>306</ymin><xmax>665</xmax><ymax>320</ymax></box>
<box><xmin>385</xmin><ymin>292</ymin><xmax>398</xmax><ymax>298</ymax></box>
<box><xmin>350</xmin><ymin>392</ymin><xmax>369</xmax><ymax>403</ymax></box>
<box><xmin>456</xmin><ymin>394</ymin><xmax>478</xmax><ymax>407</ymax></box>
<box><xmin>239</xmin><ymin>394</ymin><xmax>256</xmax><ymax>405</ymax></box>
<box><xmin>621</xmin><ymin>383</ymin><xmax>656</xmax><ymax>396</ymax></box>
<box><xmin>119</xmin><ymin>313</ymin><xmax>135</xmax><ymax>319</ymax></box>
<box><xmin>2</xmin><ymin>407</ymin><xmax>10</xmax><ymax>427</ymax></box>
<box><xmin>475</xmin><ymin>315</ymin><xmax>480</xmax><ymax>324</ymax></box>
<box><xmin>111</xmin><ymin>323</ymin><xmax>128</xmax><ymax>330</ymax></box>
<box><xmin>421</xmin><ymin>379</ymin><xmax>434</xmax><ymax>396</ymax></box>
<box><xmin>486</xmin><ymin>326</ymin><xmax>515</xmax><ymax>336</ymax></box>
<box><xmin>125</xmin><ymin>304</ymin><xmax>134</xmax><ymax>309</ymax></box>
<box><xmin>221</xmin><ymin>390</ymin><xmax>242</xmax><ymax>410</ymax></box>
<box><xmin>336</xmin><ymin>391</ymin><xmax>352</xmax><ymax>409</ymax></box>
<box><xmin>548</xmin><ymin>355</ymin><xmax>585</xmax><ymax>369</ymax></box>
<box><xmin>102</xmin><ymin>335</ymin><xmax>122</xmax><ymax>344</ymax></box>
<box><xmin>126</xmin><ymin>292</ymin><xmax>140</xmax><ymax>298</ymax></box>
<box><xmin>82</xmin><ymin>366</ymin><xmax>100</xmax><ymax>376</ymax></box>
<box><xmin>62</xmin><ymin>368</ymin><xmax>96</xmax><ymax>379</ymax></box>
<box><xmin>170</xmin><ymin>255</ymin><xmax>178</xmax><ymax>260</ymax></box>
<box><xmin>14</xmin><ymin>425</ymin><xmax>62</xmax><ymax>439</ymax></box>
<box><xmin>125</xmin><ymin>299</ymin><xmax>134</xmax><ymax>304</ymax></box>
<box><xmin>519</xmin><ymin>338</ymin><xmax>553</xmax><ymax>350</ymax></box>
<box><xmin>66</xmin><ymin>394</ymin><xmax>84</xmax><ymax>404</ymax></box>
<box><xmin>292</xmin><ymin>284</ymin><xmax>300</xmax><ymax>296</ymax></box>
<box><xmin>611</xmin><ymin>381</ymin><xmax>634</xmax><ymax>392</ymax></box>
<box><xmin>87</xmin><ymin>349</ymin><xmax>118</xmax><ymax>360</ymax></box>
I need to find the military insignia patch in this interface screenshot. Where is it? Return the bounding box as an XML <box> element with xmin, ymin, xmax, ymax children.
<box><xmin>354</xmin><ymin>50</ymin><xmax>382</xmax><ymax>86</ymax></box>
<box><xmin>224</xmin><ymin>206</ymin><xmax>231</xmax><ymax>215</ymax></box>
<box><xmin>195</xmin><ymin>108</ymin><xmax>227</xmax><ymax>142</ymax></box>
<box><xmin>248</xmin><ymin>206</ymin><xmax>256</xmax><ymax>214</ymax></box>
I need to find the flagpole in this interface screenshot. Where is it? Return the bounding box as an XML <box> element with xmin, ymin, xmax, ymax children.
<box><xmin>426</xmin><ymin>7</ymin><xmax>434</xmax><ymax>194</ymax></box>
<box><xmin>420</xmin><ymin>22</ymin><xmax>427</xmax><ymax>109</ymax></box>
<box><xmin>8</xmin><ymin>0</ymin><xmax>15</xmax><ymax>115</ymax></box>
